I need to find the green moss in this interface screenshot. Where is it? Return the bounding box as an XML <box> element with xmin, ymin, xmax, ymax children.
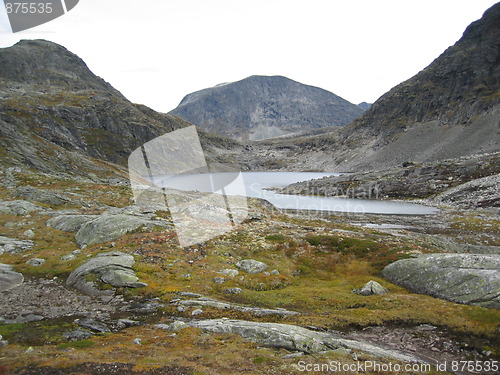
<box><xmin>56</xmin><ymin>339</ymin><xmax>95</xmax><ymax>350</ymax></box>
<box><xmin>0</xmin><ymin>320</ymin><xmax>77</xmax><ymax>346</ymax></box>
<box><xmin>265</xmin><ymin>234</ymin><xmax>286</xmax><ymax>243</ymax></box>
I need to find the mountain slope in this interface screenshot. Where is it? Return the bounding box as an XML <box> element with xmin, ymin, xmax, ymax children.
<box><xmin>270</xmin><ymin>3</ymin><xmax>500</xmax><ymax>172</ymax></box>
<box><xmin>0</xmin><ymin>40</ymin><xmax>241</xmax><ymax>178</ymax></box>
<box><xmin>169</xmin><ymin>75</ymin><xmax>365</xmax><ymax>141</ymax></box>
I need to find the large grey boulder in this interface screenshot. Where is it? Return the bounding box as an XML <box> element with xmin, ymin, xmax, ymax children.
<box><xmin>46</xmin><ymin>215</ymin><xmax>99</xmax><ymax>232</ymax></box>
<box><xmin>183</xmin><ymin>319</ymin><xmax>423</xmax><ymax>362</ymax></box>
<box><xmin>14</xmin><ymin>186</ymin><xmax>70</xmax><ymax>206</ymax></box>
<box><xmin>236</xmin><ymin>259</ymin><xmax>268</xmax><ymax>274</ymax></box>
<box><xmin>0</xmin><ymin>263</ymin><xmax>24</xmax><ymax>292</ymax></box>
<box><xmin>0</xmin><ymin>200</ymin><xmax>42</xmax><ymax>216</ymax></box>
<box><xmin>0</xmin><ymin>236</ymin><xmax>34</xmax><ymax>254</ymax></box>
<box><xmin>75</xmin><ymin>214</ymin><xmax>161</xmax><ymax>247</ymax></box>
<box><xmin>383</xmin><ymin>254</ymin><xmax>500</xmax><ymax>309</ymax></box>
<box><xmin>66</xmin><ymin>251</ymin><xmax>146</xmax><ymax>294</ymax></box>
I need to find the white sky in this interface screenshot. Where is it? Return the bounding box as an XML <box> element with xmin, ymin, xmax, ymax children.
<box><xmin>0</xmin><ymin>0</ymin><xmax>498</xmax><ymax>113</ymax></box>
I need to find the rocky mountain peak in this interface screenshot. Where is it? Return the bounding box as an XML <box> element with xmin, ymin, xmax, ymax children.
<box><xmin>0</xmin><ymin>39</ymin><xmax>118</xmax><ymax>94</ymax></box>
<box><xmin>170</xmin><ymin>75</ymin><xmax>365</xmax><ymax>141</ymax></box>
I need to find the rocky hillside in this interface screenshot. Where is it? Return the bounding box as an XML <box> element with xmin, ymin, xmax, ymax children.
<box><xmin>0</xmin><ymin>40</ymin><xmax>241</xmax><ymax>178</ymax></box>
<box><xmin>269</xmin><ymin>3</ymin><xmax>500</xmax><ymax>172</ymax></box>
<box><xmin>169</xmin><ymin>75</ymin><xmax>365</xmax><ymax>141</ymax></box>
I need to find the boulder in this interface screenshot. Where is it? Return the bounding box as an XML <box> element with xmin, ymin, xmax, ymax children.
<box><xmin>46</xmin><ymin>215</ymin><xmax>99</xmax><ymax>232</ymax></box>
<box><xmin>75</xmin><ymin>214</ymin><xmax>163</xmax><ymax>247</ymax></box>
<box><xmin>26</xmin><ymin>258</ymin><xmax>45</xmax><ymax>267</ymax></box>
<box><xmin>0</xmin><ymin>263</ymin><xmax>24</xmax><ymax>292</ymax></box>
<box><xmin>66</xmin><ymin>251</ymin><xmax>147</xmax><ymax>294</ymax></box>
<box><xmin>353</xmin><ymin>280</ymin><xmax>389</xmax><ymax>296</ymax></box>
<box><xmin>383</xmin><ymin>254</ymin><xmax>500</xmax><ymax>309</ymax></box>
<box><xmin>236</xmin><ymin>259</ymin><xmax>268</xmax><ymax>274</ymax></box>
<box><xmin>0</xmin><ymin>236</ymin><xmax>34</xmax><ymax>254</ymax></box>
<box><xmin>14</xmin><ymin>186</ymin><xmax>70</xmax><ymax>206</ymax></box>
<box><xmin>0</xmin><ymin>200</ymin><xmax>42</xmax><ymax>216</ymax></box>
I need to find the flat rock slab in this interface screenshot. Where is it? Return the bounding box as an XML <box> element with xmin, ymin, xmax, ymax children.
<box><xmin>46</xmin><ymin>214</ymin><xmax>99</xmax><ymax>233</ymax></box>
<box><xmin>75</xmin><ymin>214</ymin><xmax>165</xmax><ymax>247</ymax></box>
<box><xmin>183</xmin><ymin>318</ymin><xmax>423</xmax><ymax>363</ymax></box>
<box><xmin>174</xmin><ymin>295</ymin><xmax>299</xmax><ymax>317</ymax></box>
<box><xmin>14</xmin><ymin>186</ymin><xmax>70</xmax><ymax>206</ymax></box>
<box><xmin>0</xmin><ymin>200</ymin><xmax>42</xmax><ymax>216</ymax></box>
<box><xmin>0</xmin><ymin>263</ymin><xmax>24</xmax><ymax>292</ymax></box>
<box><xmin>0</xmin><ymin>236</ymin><xmax>34</xmax><ymax>254</ymax></box>
<box><xmin>383</xmin><ymin>253</ymin><xmax>500</xmax><ymax>309</ymax></box>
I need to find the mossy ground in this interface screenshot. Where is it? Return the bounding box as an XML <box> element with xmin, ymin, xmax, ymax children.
<box><xmin>0</xmin><ymin>171</ymin><xmax>498</xmax><ymax>374</ymax></box>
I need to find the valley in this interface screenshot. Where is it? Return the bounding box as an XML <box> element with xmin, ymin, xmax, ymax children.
<box><xmin>0</xmin><ymin>3</ymin><xmax>499</xmax><ymax>375</ymax></box>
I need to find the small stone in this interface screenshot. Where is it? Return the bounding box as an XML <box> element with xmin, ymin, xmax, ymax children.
<box><xmin>0</xmin><ymin>339</ymin><xmax>8</xmax><ymax>348</ymax></box>
<box><xmin>282</xmin><ymin>352</ymin><xmax>304</xmax><ymax>359</ymax></box>
<box><xmin>72</xmin><ymin>249</ymin><xmax>83</xmax><ymax>255</ymax></box>
<box><xmin>169</xmin><ymin>321</ymin><xmax>189</xmax><ymax>332</ymax></box>
<box><xmin>61</xmin><ymin>254</ymin><xmax>77</xmax><ymax>261</ymax></box>
<box><xmin>63</xmin><ymin>329</ymin><xmax>94</xmax><ymax>341</ymax></box>
<box><xmin>263</xmin><ymin>272</ymin><xmax>270</xmax><ymax>276</ymax></box>
<box><xmin>270</xmin><ymin>269</ymin><xmax>280</xmax><ymax>275</ymax></box>
<box><xmin>353</xmin><ymin>280</ymin><xmax>389</xmax><ymax>296</ymax></box>
<box><xmin>117</xmin><ymin>319</ymin><xmax>140</xmax><ymax>328</ymax></box>
<box><xmin>26</xmin><ymin>258</ymin><xmax>45</xmax><ymax>267</ymax></box>
<box><xmin>133</xmin><ymin>338</ymin><xmax>142</xmax><ymax>345</ymax></box>
<box><xmin>191</xmin><ymin>308</ymin><xmax>203</xmax><ymax>316</ymax></box>
<box><xmin>23</xmin><ymin>229</ymin><xmax>35</xmax><ymax>239</ymax></box>
<box><xmin>181</xmin><ymin>273</ymin><xmax>191</xmax><ymax>279</ymax></box>
<box><xmin>219</xmin><ymin>269</ymin><xmax>239</xmax><ymax>277</ymax></box>
<box><xmin>213</xmin><ymin>277</ymin><xmax>226</xmax><ymax>284</ymax></box>
<box><xmin>225</xmin><ymin>287</ymin><xmax>242</xmax><ymax>295</ymax></box>
<box><xmin>25</xmin><ymin>346</ymin><xmax>34</xmax><ymax>353</ymax></box>
<box><xmin>78</xmin><ymin>318</ymin><xmax>110</xmax><ymax>333</ymax></box>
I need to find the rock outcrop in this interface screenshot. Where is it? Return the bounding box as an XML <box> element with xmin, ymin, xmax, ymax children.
<box><xmin>0</xmin><ymin>236</ymin><xmax>34</xmax><ymax>254</ymax></box>
<box><xmin>14</xmin><ymin>186</ymin><xmax>70</xmax><ymax>206</ymax></box>
<box><xmin>174</xmin><ymin>318</ymin><xmax>423</xmax><ymax>362</ymax></box>
<box><xmin>383</xmin><ymin>254</ymin><xmax>500</xmax><ymax>309</ymax></box>
<box><xmin>46</xmin><ymin>214</ymin><xmax>100</xmax><ymax>233</ymax></box>
<box><xmin>172</xmin><ymin>295</ymin><xmax>299</xmax><ymax>317</ymax></box>
<box><xmin>0</xmin><ymin>263</ymin><xmax>24</xmax><ymax>292</ymax></box>
<box><xmin>0</xmin><ymin>200</ymin><xmax>42</xmax><ymax>216</ymax></box>
<box><xmin>66</xmin><ymin>251</ymin><xmax>146</xmax><ymax>294</ymax></box>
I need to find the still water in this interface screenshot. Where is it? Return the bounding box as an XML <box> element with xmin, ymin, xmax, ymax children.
<box><xmin>152</xmin><ymin>171</ymin><xmax>438</xmax><ymax>215</ymax></box>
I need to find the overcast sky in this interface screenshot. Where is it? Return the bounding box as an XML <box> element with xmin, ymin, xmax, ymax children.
<box><xmin>0</xmin><ymin>0</ymin><xmax>498</xmax><ymax>113</ymax></box>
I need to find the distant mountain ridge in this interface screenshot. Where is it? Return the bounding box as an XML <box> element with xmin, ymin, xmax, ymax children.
<box><xmin>169</xmin><ymin>75</ymin><xmax>365</xmax><ymax>141</ymax></box>
<box><xmin>264</xmin><ymin>3</ymin><xmax>500</xmax><ymax>172</ymax></box>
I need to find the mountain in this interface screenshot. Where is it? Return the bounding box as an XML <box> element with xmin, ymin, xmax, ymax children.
<box><xmin>357</xmin><ymin>102</ymin><xmax>371</xmax><ymax>110</ymax></box>
<box><xmin>0</xmin><ymin>40</ymin><xmax>240</xmax><ymax>178</ymax></box>
<box><xmin>269</xmin><ymin>3</ymin><xmax>500</xmax><ymax>172</ymax></box>
<box><xmin>169</xmin><ymin>75</ymin><xmax>365</xmax><ymax>141</ymax></box>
